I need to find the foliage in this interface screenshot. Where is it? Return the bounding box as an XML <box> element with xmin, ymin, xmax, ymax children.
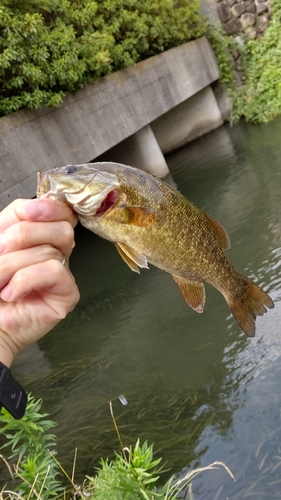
<box><xmin>0</xmin><ymin>394</ymin><xmax>234</xmax><ymax>499</ymax></box>
<box><xmin>85</xmin><ymin>440</ymin><xmax>166</xmax><ymax>500</ymax></box>
<box><xmin>84</xmin><ymin>442</ymin><xmax>234</xmax><ymax>500</ymax></box>
<box><xmin>206</xmin><ymin>23</ymin><xmax>236</xmax><ymax>89</ymax></box>
<box><xmin>0</xmin><ymin>0</ymin><xmax>205</xmax><ymax>116</ymax></box>
<box><xmin>0</xmin><ymin>395</ymin><xmax>63</xmax><ymax>499</ymax></box>
<box><xmin>232</xmin><ymin>0</ymin><xmax>281</xmax><ymax>123</ymax></box>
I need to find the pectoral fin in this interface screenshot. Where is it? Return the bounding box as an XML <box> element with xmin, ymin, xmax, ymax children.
<box><xmin>204</xmin><ymin>214</ymin><xmax>231</xmax><ymax>250</ymax></box>
<box><xmin>173</xmin><ymin>276</ymin><xmax>206</xmax><ymax>313</ymax></box>
<box><xmin>115</xmin><ymin>242</ymin><xmax>149</xmax><ymax>273</ymax></box>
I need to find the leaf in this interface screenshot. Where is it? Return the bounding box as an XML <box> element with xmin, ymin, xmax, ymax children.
<box><xmin>0</xmin><ymin>0</ymin><xmax>205</xmax><ymax>115</ymax></box>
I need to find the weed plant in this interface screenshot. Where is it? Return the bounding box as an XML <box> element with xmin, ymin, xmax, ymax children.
<box><xmin>205</xmin><ymin>24</ymin><xmax>236</xmax><ymax>90</ymax></box>
<box><xmin>0</xmin><ymin>396</ymin><xmax>63</xmax><ymax>498</ymax></box>
<box><xmin>0</xmin><ymin>394</ymin><xmax>234</xmax><ymax>499</ymax></box>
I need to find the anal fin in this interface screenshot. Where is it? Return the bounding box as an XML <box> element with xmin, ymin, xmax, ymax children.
<box><xmin>173</xmin><ymin>276</ymin><xmax>206</xmax><ymax>313</ymax></box>
<box><xmin>115</xmin><ymin>242</ymin><xmax>149</xmax><ymax>274</ymax></box>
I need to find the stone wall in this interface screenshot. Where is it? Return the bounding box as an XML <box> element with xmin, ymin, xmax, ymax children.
<box><xmin>215</xmin><ymin>0</ymin><xmax>271</xmax><ymax>82</ymax></box>
<box><xmin>217</xmin><ymin>0</ymin><xmax>271</xmax><ymax>38</ymax></box>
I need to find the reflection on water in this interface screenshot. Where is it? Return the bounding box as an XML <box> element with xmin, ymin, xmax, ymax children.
<box><xmin>7</xmin><ymin>118</ymin><xmax>281</xmax><ymax>498</ymax></box>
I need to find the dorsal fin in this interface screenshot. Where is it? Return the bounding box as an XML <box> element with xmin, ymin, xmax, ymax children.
<box><xmin>204</xmin><ymin>214</ymin><xmax>231</xmax><ymax>250</ymax></box>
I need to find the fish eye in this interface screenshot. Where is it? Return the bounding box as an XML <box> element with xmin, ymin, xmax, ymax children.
<box><xmin>64</xmin><ymin>165</ymin><xmax>77</xmax><ymax>175</ymax></box>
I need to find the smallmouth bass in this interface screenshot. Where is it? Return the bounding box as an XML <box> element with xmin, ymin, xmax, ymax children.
<box><xmin>37</xmin><ymin>162</ymin><xmax>274</xmax><ymax>337</ymax></box>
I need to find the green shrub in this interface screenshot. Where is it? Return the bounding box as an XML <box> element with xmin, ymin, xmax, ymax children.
<box><xmin>85</xmin><ymin>440</ymin><xmax>166</xmax><ymax>500</ymax></box>
<box><xmin>206</xmin><ymin>23</ymin><xmax>236</xmax><ymax>88</ymax></box>
<box><xmin>0</xmin><ymin>0</ymin><xmax>205</xmax><ymax>116</ymax></box>
<box><xmin>232</xmin><ymin>0</ymin><xmax>281</xmax><ymax>123</ymax></box>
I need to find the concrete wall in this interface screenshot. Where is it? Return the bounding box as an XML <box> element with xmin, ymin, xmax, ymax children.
<box><xmin>151</xmin><ymin>86</ymin><xmax>224</xmax><ymax>154</ymax></box>
<box><xmin>0</xmin><ymin>36</ymin><xmax>221</xmax><ymax>209</ymax></box>
<box><xmin>95</xmin><ymin>86</ymin><xmax>225</xmax><ymax>166</ymax></box>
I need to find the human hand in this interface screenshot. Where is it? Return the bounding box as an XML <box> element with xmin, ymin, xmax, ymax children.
<box><xmin>0</xmin><ymin>198</ymin><xmax>80</xmax><ymax>367</ymax></box>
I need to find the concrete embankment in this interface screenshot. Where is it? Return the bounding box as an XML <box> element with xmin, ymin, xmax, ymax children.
<box><xmin>0</xmin><ymin>36</ymin><xmax>228</xmax><ymax>210</ymax></box>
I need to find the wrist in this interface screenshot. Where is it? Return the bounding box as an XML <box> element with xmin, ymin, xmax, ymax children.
<box><xmin>0</xmin><ymin>348</ymin><xmax>14</xmax><ymax>368</ymax></box>
<box><xmin>0</xmin><ymin>331</ymin><xmax>20</xmax><ymax>368</ymax></box>
<box><xmin>0</xmin><ymin>362</ymin><xmax>27</xmax><ymax>419</ymax></box>
<box><xmin>0</xmin><ymin>334</ymin><xmax>27</xmax><ymax>419</ymax></box>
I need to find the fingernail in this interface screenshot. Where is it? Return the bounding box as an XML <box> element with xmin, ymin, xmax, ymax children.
<box><xmin>0</xmin><ymin>284</ymin><xmax>12</xmax><ymax>301</ymax></box>
<box><xmin>22</xmin><ymin>199</ymin><xmax>46</xmax><ymax>220</ymax></box>
<box><xmin>0</xmin><ymin>233</ymin><xmax>6</xmax><ymax>253</ymax></box>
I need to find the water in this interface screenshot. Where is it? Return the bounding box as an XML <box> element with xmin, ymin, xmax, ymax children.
<box><xmin>9</xmin><ymin>118</ymin><xmax>281</xmax><ymax>497</ymax></box>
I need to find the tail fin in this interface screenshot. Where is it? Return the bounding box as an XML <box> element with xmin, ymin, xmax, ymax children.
<box><xmin>228</xmin><ymin>278</ymin><xmax>274</xmax><ymax>337</ymax></box>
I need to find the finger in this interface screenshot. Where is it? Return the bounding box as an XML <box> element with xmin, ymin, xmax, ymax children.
<box><xmin>0</xmin><ymin>198</ymin><xmax>77</xmax><ymax>232</ymax></box>
<box><xmin>22</xmin><ymin>199</ymin><xmax>77</xmax><ymax>227</ymax></box>
<box><xmin>0</xmin><ymin>260</ymin><xmax>80</xmax><ymax>317</ymax></box>
<box><xmin>0</xmin><ymin>245</ymin><xmax>64</xmax><ymax>290</ymax></box>
<box><xmin>0</xmin><ymin>220</ymin><xmax>75</xmax><ymax>259</ymax></box>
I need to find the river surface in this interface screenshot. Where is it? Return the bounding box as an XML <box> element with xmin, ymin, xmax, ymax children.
<box><xmin>10</xmin><ymin>118</ymin><xmax>281</xmax><ymax>498</ymax></box>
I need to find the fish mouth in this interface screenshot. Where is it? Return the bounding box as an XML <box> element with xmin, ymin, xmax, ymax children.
<box><xmin>36</xmin><ymin>171</ymin><xmax>71</xmax><ymax>202</ymax></box>
<box><xmin>37</xmin><ymin>170</ymin><xmax>120</xmax><ymax>217</ymax></box>
<box><xmin>36</xmin><ymin>172</ymin><xmax>52</xmax><ymax>198</ymax></box>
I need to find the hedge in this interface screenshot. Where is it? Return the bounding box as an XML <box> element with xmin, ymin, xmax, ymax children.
<box><xmin>0</xmin><ymin>0</ymin><xmax>205</xmax><ymax>115</ymax></box>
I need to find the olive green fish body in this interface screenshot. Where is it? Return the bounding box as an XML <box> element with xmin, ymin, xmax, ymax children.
<box><xmin>37</xmin><ymin>162</ymin><xmax>274</xmax><ymax>336</ymax></box>
<box><xmin>76</xmin><ymin>164</ymin><xmax>241</xmax><ymax>293</ymax></box>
